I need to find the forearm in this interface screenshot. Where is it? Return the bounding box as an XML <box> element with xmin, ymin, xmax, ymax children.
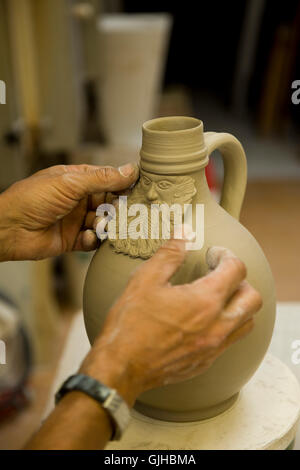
<box><xmin>25</xmin><ymin>391</ymin><xmax>113</xmax><ymax>450</ymax></box>
<box><xmin>25</xmin><ymin>348</ymin><xmax>137</xmax><ymax>450</ymax></box>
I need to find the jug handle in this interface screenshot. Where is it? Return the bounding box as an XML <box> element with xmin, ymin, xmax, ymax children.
<box><xmin>204</xmin><ymin>131</ymin><xmax>247</xmax><ymax>220</ymax></box>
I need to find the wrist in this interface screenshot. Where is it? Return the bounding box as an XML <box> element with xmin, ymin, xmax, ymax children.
<box><xmin>79</xmin><ymin>345</ymin><xmax>141</xmax><ymax>408</ymax></box>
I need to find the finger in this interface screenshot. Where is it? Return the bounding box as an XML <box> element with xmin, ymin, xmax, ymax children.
<box><xmin>73</xmin><ymin>229</ymin><xmax>99</xmax><ymax>252</ymax></box>
<box><xmin>112</xmin><ymin>198</ymin><xmax>120</xmax><ymax>209</ymax></box>
<box><xmin>89</xmin><ymin>192</ymin><xmax>118</xmax><ymax>215</ymax></box>
<box><xmin>200</xmin><ymin>319</ymin><xmax>255</xmax><ymax>371</ymax></box>
<box><xmin>30</xmin><ymin>164</ymin><xmax>69</xmax><ymax>179</ymax></box>
<box><xmin>132</xmin><ymin>238</ymin><xmax>187</xmax><ymax>286</ymax></box>
<box><xmin>220</xmin><ymin>281</ymin><xmax>262</xmax><ymax>322</ymax></box>
<box><xmin>105</xmin><ymin>192</ymin><xmax>118</xmax><ymax>205</ymax></box>
<box><xmin>188</xmin><ymin>320</ymin><xmax>254</xmax><ymax>380</ymax></box>
<box><xmin>60</xmin><ymin>198</ymin><xmax>88</xmax><ymax>247</ymax></box>
<box><xmin>90</xmin><ymin>193</ymin><xmax>106</xmax><ymax>210</ymax></box>
<box><xmin>213</xmin><ymin>319</ymin><xmax>254</xmax><ymax>361</ymax></box>
<box><xmin>196</xmin><ymin>282</ymin><xmax>261</xmax><ymax>349</ymax></box>
<box><xmin>93</xmin><ymin>215</ymin><xmax>111</xmax><ymax>233</ymax></box>
<box><xmin>222</xmin><ymin>318</ymin><xmax>254</xmax><ymax>347</ymax></box>
<box><xmin>170</xmin><ymin>319</ymin><xmax>255</xmax><ymax>383</ymax></box>
<box><xmin>169</xmin><ymin>283</ymin><xmax>259</xmax><ymax>367</ymax></box>
<box><xmin>84</xmin><ymin>211</ymin><xmax>96</xmax><ymax>229</ymax></box>
<box><xmin>58</xmin><ymin>163</ymin><xmax>139</xmax><ymax>200</ymax></box>
<box><xmin>192</xmin><ymin>246</ymin><xmax>247</xmax><ymax>302</ymax></box>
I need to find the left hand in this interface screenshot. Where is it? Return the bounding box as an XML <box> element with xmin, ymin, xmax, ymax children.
<box><xmin>0</xmin><ymin>163</ymin><xmax>138</xmax><ymax>261</ymax></box>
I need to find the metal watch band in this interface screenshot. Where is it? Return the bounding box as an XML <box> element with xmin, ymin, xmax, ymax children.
<box><xmin>55</xmin><ymin>373</ymin><xmax>130</xmax><ymax>440</ymax></box>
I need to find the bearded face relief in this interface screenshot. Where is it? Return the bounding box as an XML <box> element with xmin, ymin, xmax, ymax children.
<box><xmin>109</xmin><ymin>170</ymin><xmax>197</xmax><ymax>259</ymax></box>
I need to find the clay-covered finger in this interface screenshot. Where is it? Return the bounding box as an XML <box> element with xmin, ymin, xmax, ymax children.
<box><xmin>197</xmin><ymin>282</ymin><xmax>261</xmax><ymax>348</ymax></box>
<box><xmin>73</xmin><ymin>229</ymin><xmax>99</xmax><ymax>252</ymax></box>
<box><xmin>220</xmin><ymin>281</ymin><xmax>262</xmax><ymax>322</ymax></box>
<box><xmin>192</xmin><ymin>246</ymin><xmax>247</xmax><ymax>303</ymax></box>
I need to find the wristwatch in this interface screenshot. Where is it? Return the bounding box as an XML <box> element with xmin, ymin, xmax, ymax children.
<box><xmin>55</xmin><ymin>374</ymin><xmax>131</xmax><ymax>440</ymax></box>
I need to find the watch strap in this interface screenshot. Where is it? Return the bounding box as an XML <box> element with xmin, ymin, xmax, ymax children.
<box><xmin>55</xmin><ymin>373</ymin><xmax>130</xmax><ymax>440</ymax></box>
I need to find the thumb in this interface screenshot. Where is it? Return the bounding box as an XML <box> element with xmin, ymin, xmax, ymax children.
<box><xmin>135</xmin><ymin>238</ymin><xmax>187</xmax><ymax>285</ymax></box>
<box><xmin>59</xmin><ymin>163</ymin><xmax>139</xmax><ymax>199</ymax></box>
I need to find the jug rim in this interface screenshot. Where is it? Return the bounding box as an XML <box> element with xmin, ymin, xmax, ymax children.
<box><xmin>143</xmin><ymin>116</ymin><xmax>203</xmax><ymax>134</ymax></box>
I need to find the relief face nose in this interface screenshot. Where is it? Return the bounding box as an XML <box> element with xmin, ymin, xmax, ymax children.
<box><xmin>147</xmin><ymin>184</ymin><xmax>158</xmax><ymax>201</ymax></box>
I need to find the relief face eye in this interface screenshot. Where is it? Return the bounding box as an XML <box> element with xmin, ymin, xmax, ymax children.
<box><xmin>157</xmin><ymin>180</ymin><xmax>172</xmax><ymax>190</ymax></box>
<box><xmin>142</xmin><ymin>175</ymin><xmax>151</xmax><ymax>186</ymax></box>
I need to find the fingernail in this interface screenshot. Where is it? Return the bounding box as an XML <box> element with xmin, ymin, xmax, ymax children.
<box><xmin>118</xmin><ymin>163</ymin><xmax>138</xmax><ymax>177</ymax></box>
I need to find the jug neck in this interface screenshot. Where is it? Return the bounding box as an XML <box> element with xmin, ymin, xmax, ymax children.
<box><xmin>139</xmin><ymin>115</ymin><xmax>217</xmax><ymax>207</ymax></box>
<box><xmin>189</xmin><ymin>168</ymin><xmax>215</xmax><ymax>205</ymax></box>
<box><xmin>140</xmin><ymin>116</ymin><xmax>208</xmax><ymax>175</ymax></box>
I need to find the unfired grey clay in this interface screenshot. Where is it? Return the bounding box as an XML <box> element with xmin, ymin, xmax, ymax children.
<box><xmin>83</xmin><ymin>117</ymin><xmax>276</xmax><ymax>422</ymax></box>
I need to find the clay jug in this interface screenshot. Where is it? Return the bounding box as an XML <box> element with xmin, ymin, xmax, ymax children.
<box><xmin>83</xmin><ymin>116</ymin><xmax>276</xmax><ymax>422</ymax></box>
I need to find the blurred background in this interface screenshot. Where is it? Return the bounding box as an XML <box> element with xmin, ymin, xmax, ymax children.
<box><xmin>0</xmin><ymin>0</ymin><xmax>299</xmax><ymax>449</ymax></box>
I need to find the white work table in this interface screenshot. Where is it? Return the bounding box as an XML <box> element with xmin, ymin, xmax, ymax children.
<box><xmin>44</xmin><ymin>302</ymin><xmax>300</xmax><ymax>450</ymax></box>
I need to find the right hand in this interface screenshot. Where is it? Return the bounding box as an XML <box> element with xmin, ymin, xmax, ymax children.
<box><xmin>80</xmin><ymin>240</ymin><xmax>262</xmax><ymax>406</ymax></box>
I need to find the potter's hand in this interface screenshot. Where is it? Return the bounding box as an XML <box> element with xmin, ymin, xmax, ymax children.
<box><xmin>26</xmin><ymin>241</ymin><xmax>262</xmax><ymax>450</ymax></box>
<box><xmin>80</xmin><ymin>241</ymin><xmax>262</xmax><ymax>406</ymax></box>
<box><xmin>0</xmin><ymin>163</ymin><xmax>138</xmax><ymax>261</ymax></box>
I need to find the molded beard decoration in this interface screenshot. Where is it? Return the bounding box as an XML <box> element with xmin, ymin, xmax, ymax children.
<box><xmin>109</xmin><ymin>170</ymin><xmax>197</xmax><ymax>259</ymax></box>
